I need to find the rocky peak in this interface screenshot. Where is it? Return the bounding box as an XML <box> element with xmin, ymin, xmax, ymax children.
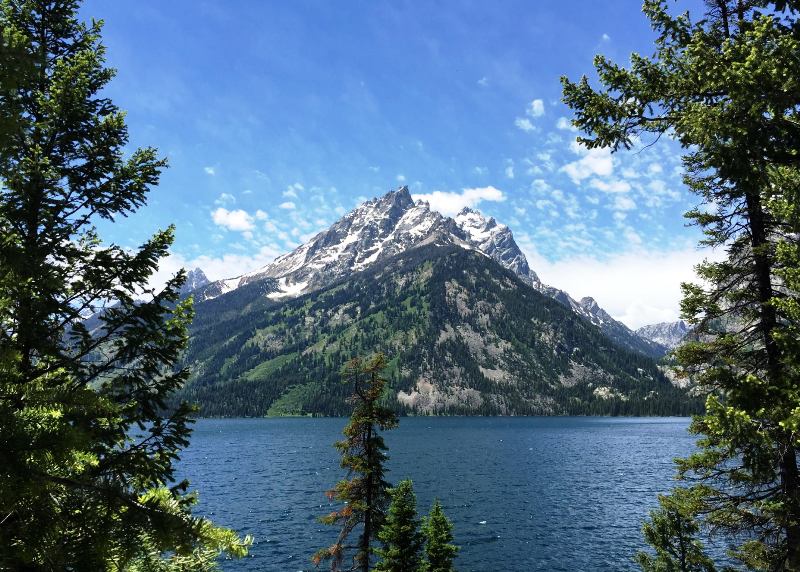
<box><xmin>579</xmin><ymin>297</ymin><xmax>600</xmax><ymax>312</ymax></box>
<box><xmin>179</xmin><ymin>267</ymin><xmax>210</xmax><ymax>295</ymax></box>
<box><xmin>636</xmin><ymin>320</ymin><xmax>691</xmax><ymax>350</ymax></box>
<box><xmin>454</xmin><ymin>207</ymin><xmax>537</xmax><ymax>284</ymax></box>
<box><xmin>370</xmin><ymin>185</ymin><xmax>414</xmax><ymax>212</ymax></box>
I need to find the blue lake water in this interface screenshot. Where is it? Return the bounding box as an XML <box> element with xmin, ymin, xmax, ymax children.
<box><xmin>179</xmin><ymin>417</ymin><xmax>694</xmax><ymax>571</ymax></box>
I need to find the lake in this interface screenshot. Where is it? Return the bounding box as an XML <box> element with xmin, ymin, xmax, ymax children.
<box><xmin>179</xmin><ymin>417</ymin><xmax>695</xmax><ymax>571</ymax></box>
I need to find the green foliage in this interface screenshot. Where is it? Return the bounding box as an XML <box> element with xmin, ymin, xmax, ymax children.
<box><xmin>421</xmin><ymin>500</ymin><xmax>458</xmax><ymax>572</ymax></box>
<box><xmin>635</xmin><ymin>492</ymin><xmax>715</xmax><ymax>572</ymax></box>
<box><xmin>375</xmin><ymin>479</ymin><xmax>424</xmax><ymax>572</ymax></box>
<box><xmin>314</xmin><ymin>354</ymin><xmax>399</xmax><ymax>572</ymax></box>
<box><xmin>0</xmin><ymin>1</ymin><xmax>248</xmax><ymax>569</ymax></box>
<box><xmin>179</xmin><ymin>245</ymin><xmax>700</xmax><ymax>417</ymax></box>
<box><xmin>563</xmin><ymin>0</ymin><xmax>800</xmax><ymax>569</ymax></box>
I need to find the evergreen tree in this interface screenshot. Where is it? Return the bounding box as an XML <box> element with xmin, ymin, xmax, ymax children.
<box><xmin>562</xmin><ymin>0</ymin><xmax>800</xmax><ymax>568</ymax></box>
<box><xmin>314</xmin><ymin>353</ymin><xmax>399</xmax><ymax>571</ymax></box>
<box><xmin>421</xmin><ymin>500</ymin><xmax>458</xmax><ymax>572</ymax></box>
<box><xmin>635</xmin><ymin>492</ymin><xmax>716</xmax><ymax>572</ymax></box>
<box><xmin>375</xmin><ymin>479</ymin><xmax>424</xmax><ymax>572</ymax></box>
<box><xmin>0</xmin><ymin>1</ymin><xmax>248</xmax><ymax>569</ymax></box>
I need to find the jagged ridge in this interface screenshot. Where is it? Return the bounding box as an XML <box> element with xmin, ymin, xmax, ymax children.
<box><xmin>193</xmin><ymin>187</ymin><xmax>664</xmax><ymax>357</ymax></box>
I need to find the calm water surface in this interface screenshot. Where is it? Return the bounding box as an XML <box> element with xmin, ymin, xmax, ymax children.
<box><xmin>179</xmin><ymin>417</ymin><xmax>694</xmax><ymax>571</ymax></box>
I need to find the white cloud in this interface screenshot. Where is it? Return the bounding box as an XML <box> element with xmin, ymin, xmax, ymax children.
<box><xmin>283</xmin><ymin>182</ymin><xmax>304</xmax><ymax>198</ymax></box>
<box><xmin>279</xmin><ymin>201</ymin><xmax>296</xmax><ymax>210</ymax></box>
<box><xmin>517</xmin><ymin>243</ymin><xmax>718</xmax><ymax>329</ymax></box>
<box><xmin>212</xmin><ymin>208</ymin><xmax>254</xmax><ymax>232</ymax></box>
<box><xmin>214</xmin><ymin>192</ymin><xmax>236</xmax><ymax>205</ymax></box>
<box><xmin>623</xmin><ymin>227</ymin><xmax>643</xmax><ymax>245</ymax></box>
<box><xmin>477</xmin><ymin>76</ymin><xmax>489</xmax><ymax>87</ymax></box>
<box><xmin>412</xmin><ymin>186</ymin><xmax>505</xmax><ymax>216</ymax></box>
<box><xmin>613</xmin><ymin>195</ymin><xmax>637</xmax><ymax>211</ymax></box>
<box><xmin>527</xmin><ymin>98</ymin><xmax>545</xmax><ymax>118</ymax></box>
<box><xmin>601</xmin><ymin>33</ymin><xmax>611</xmax><ymax>41</ymax></box>
<box><xmin>514</xmin><ymin>117</ymin><xmax>535</xmax><ymax>132</ymax></box>
<box><xmin>204</xmin><ymin>166</ymin><xmax>216</xmax><ymax>176</ymax></box>
<box><xmin>560</xmin><ymin>141</ymin><xmax>613</xmax><ymax>184</ymax></box>
<box><xmin>556</xmin><ymin>116</ymin><xmax>578</xmax><ymax>131</ymax></box>
<box><xmin>504</xmin><ymin>161</ymin><xmax>515</xmax><ymax>179</ymax></box>
<box><xmin>589</xmin><ymin>178</ymin><xmax>630</xmax><ymax>193</ymax></box>
<box><xmin>621</xmin><ymin>167</ymin><xmax>640</xmax><ymax>179</ymax></box>
<box><xmin>397</xmin><ymin>174</ymin><xmax>406</xmax><ymax>183</ymax></box>
<box><xmin>473</xmin><ymin>166</ymin><xmax>488</xmax><ymax>176</ymax></box>
<box><xmin>515</xmin><ymin>99</ymin><xmax>545</xmax><ymax>132</ymax></box>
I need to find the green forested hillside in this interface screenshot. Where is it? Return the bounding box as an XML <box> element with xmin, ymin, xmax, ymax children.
<box><xmin>177</xmin><ymin>245</ymin><xmax>700</xmax><ymax>416</ymax></box>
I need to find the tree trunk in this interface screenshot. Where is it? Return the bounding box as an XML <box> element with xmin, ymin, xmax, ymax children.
<box><xmin>744</xmin><ymin>188</ymin><xmax>800</xmax><ymax>569</ymax></box>
<box><xmin>782</xmin><ymin>445</ymin><xmax>800</xmax><ymax>571</ymax></box>
<box><xmin>361</xmin><ymin>418</ymin><xmax>374</xmax><ymax>572</ymax></box>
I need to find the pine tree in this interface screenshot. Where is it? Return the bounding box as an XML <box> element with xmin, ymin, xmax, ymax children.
<box><xmin>421</xmin><ymin>500</ymin><xmax>458</xmax><ymax>572</ymax></box>
<box><xmin>635</xmin><ymin>492</ymin><xmax>716</xmax><ymax>572</ymax></box>
<box><xmin>0</xmin><ymin>1</ymin><xmax>248</xmax><ymax>569</ymax></box>
<box><xmin>314</xmin><ymin>353</ymin><xmax>399</xmax><ymax>571</ymax></box>
<box><xmin>375</xmin><ymin>479</ymin><xmax>424</xmax><ymax>572</ymax></box>
<box><xmin>562</xmin><ymin>0</ymin><xmax>800</xmax><ymax>568</ymax></box>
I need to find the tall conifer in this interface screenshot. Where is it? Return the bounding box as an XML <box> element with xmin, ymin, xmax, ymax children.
<box><xmin>375</xmin><ymin>479</ymin><xmax>424</xmax><ymax>572</ymax></box>
<box><xmin>421</xmin><ymin>500</ymin><xmax>458</xmax><ymax>572</ymax></box>
<box><xmin>0</xmin><ymin>1</ymin><xmax>248</xmax><ymax>569</ymax></box>
<box><xmin>314</xmin><ymin>353</ymin><xmax>398</xmax><ymax>571</ymax></box>
<box><xmin>562</xmin><ymin>0</ymin><xmax>800</xmax><ymax>568</ymax></box>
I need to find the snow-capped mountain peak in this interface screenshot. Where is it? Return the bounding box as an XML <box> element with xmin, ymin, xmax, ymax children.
<box><xmin>453</xmin><ymin>206</ymin><xmax>539</xmax><ymax>284</ymax></box>
<box><xmin>199</xmin><ymin>187</ymin><xmax>457</xmax><ymax>299</ymax></box>
<box><xmin>195</xmin><ymin>186</ymin><xmax>665</xmax><ymax>357</ymax></box>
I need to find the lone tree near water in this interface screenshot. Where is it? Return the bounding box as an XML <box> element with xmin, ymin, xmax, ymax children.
<box><xmin>0</xmin><ymin>1</ymin><xmax>247</xmax><ymax>569</ymax></box>
<box><xmin>314</xmin><ymin>353</ymin><xmax>399</xmax><ymax>571</ymax></box>
<box><xmin>563</xmin><ymin>0</ymin><xmax>800</xmax><ymax>569</ymax></box>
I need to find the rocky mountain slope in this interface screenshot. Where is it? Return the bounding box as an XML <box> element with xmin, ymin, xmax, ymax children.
<box><xmin>636</xmin><ymin>320</ymin><xmax>691</xmax><ymax>350</ymax></box>
<box><xmin>178</xmin><ymin>244</ymin><xmax>698</xmax><ymax>416</ymax></box>
<box><xmin>195</xmin><ymin>187</ymin><xmax>665</xmax><ymax>357</ymax></box>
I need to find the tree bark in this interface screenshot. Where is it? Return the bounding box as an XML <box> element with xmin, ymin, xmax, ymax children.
<box><xmin>361</xmin><ymin>406</ymin><xmax>374</xmax><ymax>572</ymax></box>
<box><xmin>744</xmin><ymin>188</ymin><xmax>800</xmax><ymax>570</ymax></box>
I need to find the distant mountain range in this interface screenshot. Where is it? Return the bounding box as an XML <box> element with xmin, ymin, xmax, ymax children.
<box><xmin>174</xmin><ymin>187</ymin><xmax>697</xmax><ymax>416</ymax></box>
<box><xmin>635</xmin><ymin>320</ymin><xmax>691</xmax><ymax>350</ymax></box>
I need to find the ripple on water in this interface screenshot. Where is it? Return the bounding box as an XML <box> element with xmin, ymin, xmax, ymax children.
<box><xmin>178</xmin><ymin>416</ymin><xmax>694</xmax><ymax>572</ymax></box>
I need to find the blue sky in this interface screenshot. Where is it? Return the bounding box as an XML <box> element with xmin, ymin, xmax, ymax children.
<box><xmin>82</xmin><ymin>0</ymin><xmax>709</xmax><ymax>328</ymax></box>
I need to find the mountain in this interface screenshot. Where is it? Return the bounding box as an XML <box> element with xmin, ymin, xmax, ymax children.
<box><xmin>636</xmin><ymin>320</ymin><xmax>691</xmax><ymax>350</ymax></box>
<box><xmin>179</xmin><ymin>267</ymin><xmax>210</xmax><ymax>296</ymax></box>
<box><xmin>178</xmin><ymin>244</ymin><xmax>699</xmax><ymax>417</ymax></box>
<box><xmin>169</xmin><ymin>188</ymin><xmax>700</xmax><ymax>416</ymax></box>
<box><xmin>193</xmin><ymin>187</ymin><xmax>664</xmax><ymax>357</ymax></box>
